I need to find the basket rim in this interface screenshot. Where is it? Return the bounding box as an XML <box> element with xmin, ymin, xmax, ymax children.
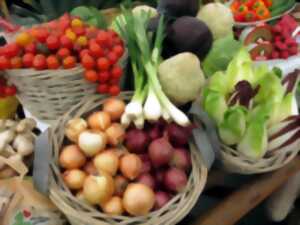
<box><xmin>49</xmin><ymin>92</ymin><xmax>208</xmax><ymax>225</ymax></box>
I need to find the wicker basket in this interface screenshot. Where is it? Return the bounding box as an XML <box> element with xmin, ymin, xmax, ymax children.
<box><xmin>49</xmin><ymin>92</ymin><xmax>208</xmax><ymax>225</ymax></box>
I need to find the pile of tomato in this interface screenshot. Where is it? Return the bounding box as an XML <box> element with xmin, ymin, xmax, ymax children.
<box><xmin>0</xmin><ymin>14</ymin><xmax>125</xmax><ymax>96</ymax></box>
<box><xmin>231</xmin><ymin>0</ymin><xmax>272</xmax><ymax>22</ymax></box>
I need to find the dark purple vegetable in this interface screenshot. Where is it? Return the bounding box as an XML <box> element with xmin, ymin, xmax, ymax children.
<box><xmin>281</xmin><ymin>69</ymin><xmax>300</xmax><ymax>95</ymax></box>
<box><xmin>148</xmin><ymin>137</ymin><xmax>174</xmax><ymax>167</ymax></box>
<box><xmin>154</xmin><ymin>191</ymin><xmax>171</xmax><ymax>210</ymax></box>
<box><xmin>157</xmin><ymin>0</ymin><xmax>199</xmax><ymax>17</ymax></box>
<box><xmin>163</xmin><ymin>16</ymin><xmax>213</xmax><ymax>60</ymax></box>
<box><xmin>137</xmin><ymin>173</ymin><xmax>156</xmax><ymax>190</ymax></box>
<box><xmin>125</xmin><ymin>128</ymin><xmax>150</xmax><ymax>153</ymax></box>
<box><xmin>170</xmin><ymin>148</ymin><xmax>191</xmax><ymax>171</ymax></box>
<box><xmin>167</xmin><ymin>123</ymin><xmax>190</xmax><ymax>147</ymax></box>
<box><xmin>140</xmin><ymin>154</ymin><xmax>152</xmax><ymax>174</ymax></box>
<box><xmin>164</xmin><ymin>167</ymin><xmax>188</xmax><ymax>193</ymax></box>
<box><xmin>154</xmin><ymin>169</ymin><xmax>166</xmax><ymax>187</ymax></box>
<box><xmin>148</xmin><ymin>124</ymin><xmax>163</xmax><ymax>140</ymax></box>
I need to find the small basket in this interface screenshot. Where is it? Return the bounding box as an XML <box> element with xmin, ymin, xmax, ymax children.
<box><xmin>49</xmin><ymin>92</ymin><xmax>207</xmax><ymax>225</ymax></box>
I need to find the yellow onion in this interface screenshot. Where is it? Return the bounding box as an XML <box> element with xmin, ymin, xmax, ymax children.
<box><xmin>123</xmin><ymin>183</ymin><xmax>155</xmax><ymax>216</ymax></box>
<box><xmin>59</xmin><ymin>145</ymin><xmax>86</xmax><ymax>169</ymax></box>
<box><xmin>63</xmin><ymin>169</ymin><xmax>87</xmax><ymax>190</ymax></box>
<box><xmin>65</xmin><ymin>118</ymin><xmax>88</xmax><ymax>142</ymax></box>
<box><xmin>83</xmin><ymin>172</ymin><xmax>115</xmax><ymax>205</ymax></box>
<box><xmin>101</xmin><ymin>196</ymin><xmax>124</xmax><ymax>215</ymax></box>
<box><xmin>105</xmin><ymin>123</ymin><xmax>125</xmax><ymax>146</ymax></box>
<box><xmin>83</xmin><ymin>161</ymin><xmax>98</xmax><ymax>175</ymax></box>
<box><xmin>78</xmin><ymin>130</ymin><xmax>107</xmax><ymax>157</ymax></box>
<box><xmin>103</xmin><ymin>98</ymin><xmax>126</xmax><ymax>121</ymax></box>
<box><xmin>94</xmin><ymin>150</ymin><xmax>119</xmax><ymax>176</ymax></box>
<box><xmin>120</xmin><ymin>153</ymin><xmax>142</xmax><ymax>180</ymax></box>
<box><xmin>88</xmin><ymin>111</ymin><xmax>111</xmax><ymax>131</ymax></box>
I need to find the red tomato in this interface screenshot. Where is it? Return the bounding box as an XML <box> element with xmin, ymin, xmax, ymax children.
<box><xmin>107</xmin><ymin>52</ymin><xmax>118</xmax><ymax>65</ymax></box>
<box><xmin>81</xmin><ymin>54</ymin><xmax>95</xmax><ymax>69</ymax></box>
<box><xmin>63</xmin><ymin>56</ymin><xmax>76</xmax><ymax>69</ymax></box>
<box><xmin>89</xmin><ymin>42</ymin><xmax>103</xmax><ymax>57</ymax></box>
<box><xmin>73</xmin><ymin>27</ymin><xmax>86</xmax><ymax>36</ymax></box>
<box><xmin>46</xmin><ymin>35</ymin><xmax>60</xmax><ymax>50</ymax></box>
<box><xmin>25</xmin><ymin>43</ymin><xmax>36</xmax><ymax>54</ymax></box>
<box><xmin>97</xmin><ymin>57</ymin><xmax>110</xmax><ymax>71</ymax></box>
<box><xmin>108</xmin><ymin>85</ymin><xmax>120</xmax><ymax>96</ymax></box>
<box><xmin>79</xmin><ymin>49</ymin><xmax>91</xmax><ymax>59</ymax></box>
<box><xmin>33</xmin><ymin>54</ymin><xmax>47</xmax><ymax>70</ymax></box>
<box><xmin>0</xmin><ymin>56</ymin><xmax>10</xmax><ymax>70</ymax></box>
<box><xmin>109</xmin><ymin>78</ymin><xmax>120</xmax><ymax>85</ymax></box>
<box><xmin>35</xmin><ymin>28</ymin><xmax>49</xmax><ymax>43</ymax></box>
<box><xmin>98</xmin><ymin>71</ymin><xmax>110</xmax><ymax>83</ymax></box>
<box><xmin>23</xmin><ymin>53</ymin><xmax>35</xmax><ymax>68</ymax></box>
<box><xmin>111</xmin><ymin>66</ymin><xmax>123</xmax><ymax>79</ymax></box>
<box><xmin>47</xmin><ymin>55</ymin><xmax>60</xmax><ymax>69</ymax></box>
<box><xmin>57</xmin><ymin>48</ymin><xmax>71</xmax><ymax>59</ymax></box>
<box><xmin>96</xmin><ymin>31</ymin><xmax>110</xmax><ymax>46</ymax></box>
<box><xmin>113</xmin><ymin>37</ymin><xmax>123</xmax><ymax>46</ymax></box>
<box><xmin>10</xmin><ymin>56</ymin><xmax>23</xmax><ymax>69</ymax></box>
<box><xmin>4</xmin><ymin>85</ymin><xmax>17</xmax><ymax>96</ymax></box>
<box><xmin>97</xmin><ymin>84</ymin><xmax>109</xmax><ymax>94</ymax></box>
<box><xmin>4</xmin><ymin>43</ymin><xmax>20</xmax><ymax>58</ymax></box>
<box><xmin>113</xmin><ymin>45</ymin><xmax>124</xmax><ymax>57</ymax></box>
<box><xmin>107</xmin><ymin>29</ymin><xmax>118</xmax><ymax>38</ymax></box>
<box><xmin>84</xmin><ymin>70</ymin><xmax>98</xmax><ymax>82</ymax></box>
<box><xmin>60</xmin><ymin>35</ymin><xmax>73</xmax><ymax>49</ymax></box>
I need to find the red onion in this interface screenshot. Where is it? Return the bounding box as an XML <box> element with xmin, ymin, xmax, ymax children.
<box><xmin>125</xmin><ymin>129</ymin><xmax>150</xmax><ymax>153</ymax></box>
<box><xmin>154</xmin><ymin>169</ymin><xmax>166</xmax><ymax>187</ymax></box>
<box><xmin>170</xmin><ymin>148</ymin><xmax>191</xmax><ymax>171</ymax></box>
<box><xmin>140</xmin><ymin>154</ymin><xmax>152</xmax><ymax>174</ymax></box>
<box><xmin>148</xmin><ymin>137</ymin><xmax>173</xmax><ymax>167</ymax></box>
<box><xmin>164</xmin><ymin>168</ymin><xmax>188</xmax><ymax>193</ymax></box>
<box><xmin>154</xmin><ymin>191</ymin><xmax>171</xmax><ymax>210</ymax></box>
<box><xmin>137</xmin><ymin>173</ymin><xmax>156</xmax><ymax>190</ymax></box>
<box><xmin>148</xmin><ymin>125</ymin><xmax>163</xmax><ymax>140</ymax></box>
<box><xmin>167</xmin><ymin>123</ymin><xmax>192</xmax><ymax>147</ymax></box>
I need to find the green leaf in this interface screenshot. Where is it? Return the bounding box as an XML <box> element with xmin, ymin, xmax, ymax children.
<box><xmin>208</xmin><ymin>71</ymin><xmax>229</xmax><ymax>95</ymax></box>
<box><xmin>269</xmin><ymin>93</ymin><xmax>294</xmax><ymax>125</ymax></box>
<box><xmin>71</xmin><ymin>6</ymin><xmax>94</xmax><ymax>20</ymax></box>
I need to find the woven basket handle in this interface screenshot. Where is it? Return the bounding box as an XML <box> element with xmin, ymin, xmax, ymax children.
<box><xmin>0</xmin><ymin>155</ymin><xmax>28</xmax><ymax>179</ymax></box>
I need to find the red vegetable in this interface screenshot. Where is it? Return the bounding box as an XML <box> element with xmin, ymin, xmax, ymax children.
<box><xmin>170</xmin><ymin>148</ymin><xmax>191</xmax><ymax>171</ymax></box>
<box><xmin>125</xmin><ymin>129</ymin><xmax>150</xmax><ymax>153</ymax></box>
<box><xmin>154</xmin><ymin>169</ymin><xmax>166</xmax><ymax>187</ymax></box>
<box><xmin>148</xmin><ymin>137</ymin><xmax>173</xmax><ymax>167</ymax></box>
<box><xmin>167</xmin><ymin>123</ymin><xmax>190</xmax><ymax>147</ymax></box>
<box><xmin>137</xmin><ymin>173</ymin><xmax>156</xmax><ymax>190</ymax></box>
<box><xmin>154</xmin><ymin>191</ymin><xmax>171</xmax><ymax>210</ymax></box>
<box><xmin>140</xmin><ymin>154</ymin><xmax>152</xmax><ymax>174</ymax></box>
<box><xmin>164</xmin><ymin>167</ymin><xmax>188</xmax><ymax>193</ymax></box>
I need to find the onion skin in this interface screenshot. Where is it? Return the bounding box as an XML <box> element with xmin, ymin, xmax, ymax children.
<box><xmin>59</xmin><ymin>145</ymin><xmax>87</xmax><ymax>169</ymax></box>
<box><xmin>167</xmin><ymin>123</ymin><xmax>190</xmax><ymax>147</ymax></box>
<box><xmin>78</xmin><ymin>130</ymin><xmax>107</xmax><ymax>157</ymax></box>
<box><xmin>140</xmin><ymin>154</ymin><xmax>152</xmax><ymax>174</ymax></box>
<box><xmin>137</xmin><ymin>173</ymin><xmax>156</xmax><ymax>190</ymax></box>
<box><xmin>65</xmin><ymin>118</ymin><xmax>88</xmax><ymax>143</ymax></box>
<box><xmin>125</xmin><ymin>129</ymin><xmax>150</xmax><ymax>153</ymax></box>
<box><xmin>105</xmin><ymin>123</ymin><xmax>125</xmax><ymax>146</ymax></box>
<box><xmin>63</xmin><ymin>169</ymin><xmax>87</xmax><ymax>190</ymax></box>
<box><xmin>83</xmin><ymin>161</ymin><xmax>98</xmax><ymax>175</ymax></box>
<box><xmin>154</xmin><ymin>170</ymin><xmax>166</xmax><ymax>188</ymax></box>
<box><xmin>123</xmin><ymin>183</ymin><xmax>155</xmax><ymax>216</ymax></box>
<box><xmin>170</xmin><ymin>148</ymin><xmax>191</xmax><ymax>171</ymax></box>
<box><xmin>88</xmin><ymin>111</ymin><xmax>111</xmax><ymax>131</ymax></box>
<box><xmin>101</xmin><ymin>196</ymin><xmax>124</xmax><ymax>215</ymax></box>
<box><xmin>83</xmin><ymin>173</ymin><xmax>115</xmax><ymax>205</ymax></box>
<box><xmin>114</xmin><ymin>175</ymin><xmax>129</xmax><ymax>197</ymax></box>
<box><xmin>120</xmin><ymin>154</ymin><xmax>142</xmax><ymax>180</ymax></box>
<box><xmin>94</xmin><ymin>150</ymin><xmax>119</xmax><ymax>176</ymax></box>
<box><xmin>103</xmin><ymin>98</ymin><xmax>126</xmax><ymax>121</ymax></box>
<box><xmin>154</xmin><ymin>191</ymin><xmax>171</xmax><ymax>210</ymax></box>
<box><xmin>148</xmin><ymin>137</ymin><xmax>174</xmax><ymax>167</ymax></box>
<box><xmin>164</xmin><ymin>167</ymin><xmax>188</xmax><ymax>193</ymax></box>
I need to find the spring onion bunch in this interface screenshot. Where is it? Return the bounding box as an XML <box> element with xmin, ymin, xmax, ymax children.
<box><xmin>116</xmin><ymin>7</ymin><xmax>190</xmax><ymax>129</ymax></box>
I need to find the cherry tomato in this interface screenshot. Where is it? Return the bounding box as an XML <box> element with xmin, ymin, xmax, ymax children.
<box><xmin>0</xmin><ymin>56</ymin><xmax>10</xmax><ymax>70</ymax></box>
<box><xmin>81</xmin><ymin>54</ymin><xmax>95</xmax><ymax>69</ymax></box>
<box><xmin>4</xmin><ymin>85</ymin><xmax>17</xmax><ymax>96</ymax></box>
<box><xmin>35</xmin><ymin>28</ymin><xmax>49</xmax><ymax>43</ymax></box>
<box><xmin>98</xmin><ymin>71</ymin><xmax>110</xmax><ymax>83</ymax></box>
<box><xmin>46</xmin><ymin>35</ymin><xmax>60</xmax><ymax>50</ymax></box>
<box><xmin>4</xmin><ymin>43</ymin><xmax>20</xmax><ymax>58</ymax></box>
<box><xmin>89</xmin><ymin>42</ymin><xmax>103</xmax><ymax>57</ymax></box>
<box><xmin>10</xmin><ymin>56</ymin><xmax>23</xmax><ymax>69</ymax></box>
<box><xmin>111</xmin><ymin>66</ymin><xmax>123</xmax><ymax>79</ymax></box>
<box><xmin>113</xmin><ymin>37</ymin><xmax>123</xmax><ymax>46</ymax></box>
<box><xmin>25</xmin><ymin>43</ymin><xmax>36</xmax><ymax>54</ymax></box>
<box><xmin>109</xmin><ymin>78</ymin><xmax>120</xmax><ymax>85</ymax></box>
<box><xmin>33</xmin><ymin>54</ymin><xmax>47</xmax><ymax>70</ymax></box>
<box><xmin>73</xmin><ymin>27</ymin><xmax>86</xmax><ymax>36</ymax></box>
<box><xmin>84</xmin><ymin>70</ymin><xmax>98</xmax><ymax>82</ymax></box>
<box><xmin>97</xmin><ymin>84</ymin><xmax>109</xmax><ymax>94</ymax></box>
<box><xmin>79</xmin><ymin>49</ymin><xmax>91</xmax><ymax>59</ymax></box>
<box><xmin>23</xmin><ymin>53</ymin><xmax>35</xmax><ymax>68</ymax></box>
<box><xmin>0</xmin><ymin>77</ymin><xmax>6</xmax><ymax>86</ymax></box>
<box><xmin>108</xmin><ymin>85</ymin><xmax>120</xmax><ymax>96</ymax></box>
<box><xmin>107</xmin><ymin>52</ymin><xmax>118</xmax><ymax>65</ymax></box>
<box><xmin>60</xmin><ymin>35</ymin><xmax>73</xmax><ymax>49</ymax></box>
<box><xmin>16</xmin><ymin>32</ymin><xmax>32</xmax><ymax>47</ymax></box>
<box><xmin>57</xmin><ymin>48</ymin><xmax>71</xmax><ymax>59</ymax></box>
<box><xmin>47</xmin><ymin>55</ymin><xmax>60</xmax><ymax>69</ymax></box>
<box><xmin>97</xmin><ymin>57</ymin><xmax>110</xmax><ymax>71</ymax></box>
<box><xmin>63</xmin><ymin>56</ymin><xmax>76</xmax><ymax>69</ymax></box>
<box><xmin>96</xmin><ymin>31</ymin><xmax>109</xmax><ymax>46</ymax></box>
<box><xmin>113</xmin><ymin>45</ymin><xmax>124</xmax><ymax>57</ymax></box>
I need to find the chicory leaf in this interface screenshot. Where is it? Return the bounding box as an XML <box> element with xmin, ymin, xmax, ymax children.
<box><xmin>208</xmin><ymin>71</ymin><xmax>229</xmax><ymax>95</ymax></box>
<box><xmin>281</xmin><ymin>69</ymin><xmax>300</xmax><ymax>95</ymax></box>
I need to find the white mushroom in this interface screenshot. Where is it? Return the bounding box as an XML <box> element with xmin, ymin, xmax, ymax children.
<box><xmin>1</xmin><ymin>145</ymin><xmax>16</xmax><ymax>158</ymax></box>
<box><xmin>4</xmin><ymin>119</ymin><xmax>17</xmax><ymax>128</ymax></box>
<box><xmin>16</xmin><ymin>118</ymin><xmax>36</xmax><ymax>133</ymax></box>
<box><xmin>13</xmin><ymin>134</ymin><xmax>34</xmax><ymax>157</ymax></box>
<box><xmin>0</xmin><ymin>129</ymin><xmax>15</xmax><ymax>152</ymax></box>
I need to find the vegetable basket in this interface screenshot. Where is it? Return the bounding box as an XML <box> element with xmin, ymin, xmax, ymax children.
<box><xmin>49</xmin><ymin>92</ymin><xmax>207</xmax><ymax>225</ymax></box>
<box><xmin>4</xmin><ymin>53</ymin><xmax>127</xmax><ymax>124</ymax></box>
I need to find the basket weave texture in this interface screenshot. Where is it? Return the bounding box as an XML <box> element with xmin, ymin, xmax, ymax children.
<box><xmin>49</xmin><ymin>92</ymin><xmax>208</xmax><ymax>225</ymax></box>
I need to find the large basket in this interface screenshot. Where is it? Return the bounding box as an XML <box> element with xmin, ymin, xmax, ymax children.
<box><xmin>49</xmin><ymin>92</ymin><xmax>208</xmax><ymax>225</ymax></box>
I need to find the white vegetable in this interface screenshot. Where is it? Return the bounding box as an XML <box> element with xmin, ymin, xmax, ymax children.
<box><xmin>13</xmin><ymin>134</ymin><xmax>34</xmax><ymax>157</ymax></box>
<box><xmin>132</xmin><ymin>5</ymin><xmax>158</xmax><ymax>18</ymax></box>
<box><xmin>78</xmin><ymin>130</ymin><xmax>107</xmax><ymax>157</ymax></box>
<box><xmin>197</xmin><ymin>3</ymin><xmax>234</xmax><ymax>40</ymax></box>
<box><xmin>0</xmin><ymin>130</ymin><xmax>15</xmax><ymax>152</ymax></box>
<box><xmin>158</xmin><ymin>52</ymin><xmax>205</xmax><ymax>106</ymax></box>
<box><xmin>16</xmin><ymin>118</ymin><xmax>36</xmax><ymax>133</ymax></box>
<box><xmin>144</xmin><ymin>87</ymin><xmax>162</xmax><ymax>122</ymax></box>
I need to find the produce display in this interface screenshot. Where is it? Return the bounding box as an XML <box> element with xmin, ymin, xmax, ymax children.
<box><xmin>231</xmin><ymin>0</ymin><xmax>296</xmax><ymax>23</ymax></box>
<box><xmin>0</xmin><ymin>14</ymin><xmax>125</xmax><ymax>95</ymax></box>
<box><xmin>239</xmin><ymin>15</ymin><xmax>299</xmax><ymax>60</ymax></box>
<box><xmin>0</xmin><ymin>118</ymin><xmax>36</xmax><ymax>179</ymax></box>
<box><xmin>58</xmin><ymin>97</ymin><xmax>193</xmax><ymax>216</ymax></box>
<box><xmin>202</xmin><ymin>48</ymin><xmax>300</xmax><ymax>160</ymax></box>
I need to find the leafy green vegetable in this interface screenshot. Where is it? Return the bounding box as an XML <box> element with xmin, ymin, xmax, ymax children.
<box><xmin>202</xmin><ymin>35</ymin><xmax>242</xmax><ymax>77</ymax></box>
<box><xmin>71</xmin><ymin>6</ymin><xmax>107</xmax><ymax>29</ymax></box>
